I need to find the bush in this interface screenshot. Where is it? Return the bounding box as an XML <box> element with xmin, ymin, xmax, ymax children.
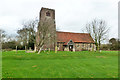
<box><xmin>2</xmin><ymin>49</ymin><xmax>12</xmax><ymax>51</ymax></box>
<box><xmin>81</xmin><ymin>48</ymin><xmax>88</xmax><ymax>51</ymax></box>
<box><xmin>2</xmin><ymin>41</ymin><xmax>16</xmax><ymax>50</ymax></box>
<box><xmin>100</xmin><ymin>44</ymin><xmax>109</xmax><ymax>50</ymax></box>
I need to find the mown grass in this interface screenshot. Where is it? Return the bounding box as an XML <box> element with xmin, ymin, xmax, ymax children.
<box><xmin>2</xmin><ymin>50</ymin><xmax>118</xmax><ymax>78</ymax></box>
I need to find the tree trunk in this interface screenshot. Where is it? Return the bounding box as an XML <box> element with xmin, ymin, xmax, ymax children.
<box><xmin>98</xmin><ymin>40</ymin><xmax>101</xmax><ymax>51</ymax></box>
<box><xmin>49</xmin><ymin>48</ymin><xmax>50</xmax><ymax>52</ymax></box>
<box><xmin>25</xmin><ymin>46</ymin><xmax>27</xmax><ymax>53</ymax></box>
<box><xmin>55</xmin><ymin>46</ymin><xmax>57</xmax><ymax>53</ymax></box>
<box><xmin>37</xmin><ymin>46</ymin><xmax>43</xmax><ymax>54</ymax></box>
<box><xmin>44</xmin><ymin>49</ymin><xmax>46</xmax><ymax>52</ymax></box>
<box><xmin>16</xmin><ymin>46</ymin><xmax>17</xmax><ymax>53</ymax></box>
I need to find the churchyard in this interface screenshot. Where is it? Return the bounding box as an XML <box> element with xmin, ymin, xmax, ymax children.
<box><xmin>2</xmin><ymin>50</ymin><xmax>118</xmax><ymax>78</ymax></box>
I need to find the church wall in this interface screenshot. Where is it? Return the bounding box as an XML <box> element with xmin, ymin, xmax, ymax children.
<box><xmin>56</xmin><ymin>42</ymin><xmax>95</xmax><ymax>51</ymax></box>
<box><xmin>64</xmin><ymin>47</ymin><xmax>69</xmax><ymax>51</ymax></box>
<box><xmin>57</xmin><ymin>42</ymin><xmax>64</xmax><ymax>51</ymax></box>
<box><xmin>74</xmin><ymin>43</ymin><xmax>95</xmax><ymax>51</ymax></box>
<box><xmin>75</xmin><ymin>43</ymin><xmax>81</xmax><ymax>51</ymax></box>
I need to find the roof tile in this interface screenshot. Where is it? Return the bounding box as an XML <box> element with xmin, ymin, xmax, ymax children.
<box><xmin>56</xmin><ymin>31</ymin><xmax>95</xmax><ymax>43</ymax></box>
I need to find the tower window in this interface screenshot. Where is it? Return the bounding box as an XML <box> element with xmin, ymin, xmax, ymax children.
<box><xmin>46</xmin><ymin>11</ymin><xmax>50</xmax><ymax>16</ymax></box>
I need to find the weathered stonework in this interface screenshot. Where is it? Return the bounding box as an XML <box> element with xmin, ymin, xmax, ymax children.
<box><xmin>35</xmin><ymin>7</ymin><xmax>56</xmax><ymax>51</ymax></box>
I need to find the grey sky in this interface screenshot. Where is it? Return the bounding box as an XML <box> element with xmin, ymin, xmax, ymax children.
<box><xmin>0</xmin><ymin>0</ymin><xmax>118</xmax><ymax>41</ymax></box>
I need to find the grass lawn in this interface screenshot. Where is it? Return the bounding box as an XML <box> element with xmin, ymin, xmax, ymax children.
<box><xmin>2</xmin><ymin>50</ymin><xmax>118</xmax><ymax>78</ymax></box>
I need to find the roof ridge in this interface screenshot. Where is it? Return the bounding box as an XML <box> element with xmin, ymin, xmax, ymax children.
<box><xmin>56</xmin><ymin>31</ymin><xmax>90</xmax><ymax>34</ymax></box>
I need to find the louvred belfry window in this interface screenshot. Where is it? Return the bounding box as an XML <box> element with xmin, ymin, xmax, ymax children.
<box><xmin>46</xmin><ymin>11</ymin><xmax>50</xmax><ymax>16</ymax></box>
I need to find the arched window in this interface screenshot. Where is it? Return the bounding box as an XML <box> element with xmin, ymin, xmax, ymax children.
<box><xmin>46</xmin><ymin>11</ymin><xmax>50</xmax><ymax>16</ymax></box>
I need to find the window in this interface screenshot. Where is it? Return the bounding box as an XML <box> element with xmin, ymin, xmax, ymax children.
<box><xmin>57</xmin><ymin>45</ymin><xmax>59</xmax><ymax>47</ymax></box>
<box><xmin>90</xmin><ymin>44</ymin><xmax>92</xmax><ymax>48</ymax></box>
<box><xmin>46</xmin><ymin>11</ymin><xmax>50</xmax><ymax>16</ymax></box>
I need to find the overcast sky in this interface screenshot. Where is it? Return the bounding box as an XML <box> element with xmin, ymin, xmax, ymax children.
<box><xmin>0</xmin><ymin>0</ymin><xmax>119</xmax><ymax>41</ymax></box>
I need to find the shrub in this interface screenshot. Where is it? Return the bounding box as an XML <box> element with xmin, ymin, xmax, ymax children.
<box><xmin>81</xmin><ymin>48</ymin><xmax>88</xmax><ymax>51</ymax></box>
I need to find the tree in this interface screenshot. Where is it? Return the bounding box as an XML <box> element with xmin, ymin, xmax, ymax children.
<box><xmin>85</xmin><ymin>19</ymin><xmax>109</xmax><ymax>50</ymax></box>
<box><xmin>109</xmin><ymin>38</ymin><xmax>116</xmax><ymax>44</ymax></box>
<box><xmin>0</xmin><ymin>29</ymin><xmax>19</xmax><ymax>50</ymax></box>
<box><xmin>118</xmin><ymin>39</ymin><xmax>120</xmax><ymax>50</ymax></box>
<box><xmin>2</xmin><ymin>40</ymin><xmax>16</xmax><ymax>50</ymax></box>
<box><xmin>36</xmin><ymin>18</ymin><xmax>56</xmax><ymax>54</ymax></box>
<box><xmin>100</xmin><ymin>44</ymin><xmax>110</xmax><ymax>50</ymax></box>
<box><xmin>0</xmin><ymin>29</ymin><xmax>6</xmax><ymax>43</ymax></box>
<box><xmin>17</xmin><ymin>18</ymin><xmax>38</xmax><ymax>50</ymax></box>
<box><xmin>109</xmin><ymin>38</ymin><xmax>119</xmax><ymax>50</ymax></box>
<box><xmin>25</xmin><ymin>18</ymin><xmax>38</xmax><ymax>50</ymax></box>
<box><xmin>17</xmin><ymin>27</ymin><xmax>29</xmax><ymax>49</ymax></box>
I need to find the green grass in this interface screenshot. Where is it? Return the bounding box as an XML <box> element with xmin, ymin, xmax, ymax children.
<box><xmin>2</xmin><ymin>50</ymin><xmax>118</xmax><ymax>78</ymax></box>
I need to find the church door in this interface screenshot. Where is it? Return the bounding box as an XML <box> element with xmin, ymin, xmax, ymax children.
<box><xmin>69</xmin><ymin>45</ymin><xmax>73</xmax><ymax>51</ymax></box>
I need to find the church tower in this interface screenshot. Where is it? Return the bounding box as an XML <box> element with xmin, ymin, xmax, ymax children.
<box><xmin>38</xmin><ymin>7</ymin><xmax>56</xmax><ymax>32</ymax></box>
<box><xmin>35</xmin><ymin>7</ymin><xmax>56</xmax><ymax>51</ymax></box>
<box><xmin>39</xmin><ymin>7</ymin><xmax>55</xmax><ymax>22</ymax></box>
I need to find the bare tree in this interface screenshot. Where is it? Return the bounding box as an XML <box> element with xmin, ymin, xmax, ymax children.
<box><xmin>36</xmin><ymin>18</ymin><xmax>56</xmax><ymax>54</ymax></box>
<box><xmin>17</xmin><ymin>27</ymin><xmax>29</xmax><ymax>48</ymax></box>
<box><xmin>85</xmin><ymin>19</ymin><xmax>109</xmax><ymax>50</ymax></box>
<box><xmin>17</xmin><ymin>18</ymin><xmax>38</xmax><ymax>50</ymax></box>
<box><xmin>0</xmin><ymin>29</ymin><xmax>6</xmax><ymax>43</ymax></box>
<box><xmin>0</xmin><ymin>29</ymin><xmax>3</xmax><ymax>51</ymax></box>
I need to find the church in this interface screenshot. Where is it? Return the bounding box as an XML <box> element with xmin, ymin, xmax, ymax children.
<box><xmin>36</xmin><ymin>7</ymin><xmax>96</xmax><ymax>51</ymax></box>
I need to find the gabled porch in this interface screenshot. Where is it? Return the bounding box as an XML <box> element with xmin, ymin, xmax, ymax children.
<box><xmin>63</xmin><ymin>39</ymin><xmax>75</xmax><ymax>51</ymax></box>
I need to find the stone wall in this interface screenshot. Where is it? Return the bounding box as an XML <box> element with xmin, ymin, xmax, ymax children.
<box><xmin>57</xmin><ymin>42</ymin><xmax>96</xmax><ymax>51</ymax></box>
<box><xmin>40</xmin><ymin>7</ymin><xmax>55</xmax><ymax>22</ymax></box>
<box><xmin>57</xmin><ymin>42</ymin><xmax>64</xmax><ymax>51</ymax></box>
<box><xmin>75</xmin><ymin>43</ymin><xmax>96</xmax><ymax>51</ymax></box>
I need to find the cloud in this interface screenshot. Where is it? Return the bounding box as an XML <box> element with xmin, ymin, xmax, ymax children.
<box><xmin>0</xmin><ymin>0</ymin><xmax>119</xmax><ymax>39</ymax></box>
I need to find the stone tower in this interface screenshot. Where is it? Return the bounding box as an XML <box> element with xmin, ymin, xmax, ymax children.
<box><xmin>39</xmin><ymin>7</ymin><xmax>55</xmax><ymax>22</ymax></box>
<box><xmin>38</xmin><ymin>7</ymin><xmax>56</xmax><ymax>33</ymax></box>
<box><xmin>35</xmin><ymin>7</ymin><xmax>56</xmax><ymax>51</ymax></box>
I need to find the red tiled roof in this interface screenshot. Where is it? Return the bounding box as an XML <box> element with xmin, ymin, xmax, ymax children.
<box><xmin>56</xmin><ymin>31</ymin><xmax>95</xmax><ymax>44</ymax></box>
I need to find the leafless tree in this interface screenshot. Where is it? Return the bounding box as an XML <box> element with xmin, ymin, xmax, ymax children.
<box><xmin>17</xmin><ymin>18</ymin><xmax>38</xmax><ymax>49</ymax></box>
<box><xmin>36</xmin><ymin>18</ymin><xmax>56</xmax><ymax>54</ymax></box>
<box><xmin>85</xmin><ymin>19</ymin><xmax>109</xmax><ymax>50</ymax></box>
<box><xmin>17</xmin><ymin>27</ymin><xmax>29</xmax><ymax>47</ymax></box>
<box><xmin>0</xmin><ymin>29</ymin><xmax>6</xmax><ymax>51</ymax></box>
<box><xmin>0</xmin><ymin>29</ymin><xmax>6</xmax><ymax>43</ymax></box>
